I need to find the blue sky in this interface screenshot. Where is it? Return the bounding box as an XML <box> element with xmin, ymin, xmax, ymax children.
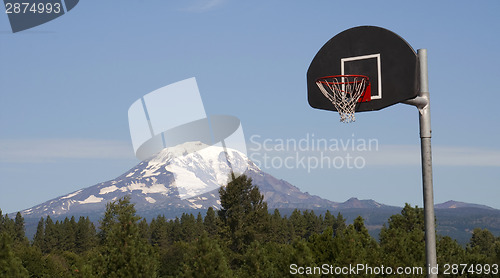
<box><xmin>1</xmin><ymin>0</ymin><xmax>499</xmax><ymax>213</ymax></box>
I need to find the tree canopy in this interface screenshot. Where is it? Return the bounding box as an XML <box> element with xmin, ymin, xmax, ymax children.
<box><xmin>0</xmin><ymin>175</ymin><xmax>498</xmax><ymax>277</ymax></box>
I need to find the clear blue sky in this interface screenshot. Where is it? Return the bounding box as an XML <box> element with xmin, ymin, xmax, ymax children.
<box><xmin>1</xmin><ymin>0</ymin><xmax>499</xmax><ymax>213</ymax></box>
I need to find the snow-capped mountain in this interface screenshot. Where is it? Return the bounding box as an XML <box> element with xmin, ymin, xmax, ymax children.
<box><xmin>21</xmin><ymin>142</ymin><xmax>339</xmax><ymax>219</ymax></box>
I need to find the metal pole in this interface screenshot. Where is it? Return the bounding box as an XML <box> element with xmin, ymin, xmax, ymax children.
<box><xmin>403</xmin><ymin>49</ymin><xmax>436</xmax><ymax>277</ymax></box>
<box><xmin>418</xmin><ymin>49</ymin><xmax>437</xmax><ymax>278</ymax></box>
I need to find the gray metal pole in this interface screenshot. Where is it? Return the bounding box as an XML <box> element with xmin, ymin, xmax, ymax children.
<box><xmin>403</xmin><ymin>49</ymin><xmax>437</xmax><ymax>278</ymax></box>
<box><xmin>418</xmin><ymin>49</ymin><xmax>437</xmax><ymax>278</ymax></box>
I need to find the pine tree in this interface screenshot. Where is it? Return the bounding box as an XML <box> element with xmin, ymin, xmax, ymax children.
<box><xmin>60</xmin><ymin>217</ymin><xmax>76</xmax><ymax>252</ymax></box>
<box><xmin>379</xmin><ymin>204</ymin><xmax>426</xmax><ymax>273</ymax></box>
<box><xmin>13</xmin><ymin>212</ymin><xmax>28</xmax><ymax>246</ymax></box>
<box><xmin>75</xmin><ymin>216</ymin><xmax>96</xmax><ymax>253</ymax></box>
<box><xmin>138</xmin><ymin>218</ymin><xmax>150</xmax><ymax>242</ymax></box>
<box><xmin>287</xmin><ymin>239</ymin><xmax>319</xmax><ymax>277</ymax></box>
<box><xmin>0</xmin><ymin>233</ymin><xmax>29</xmax><ymax>278</ymax></box>
<box><xmin>303</xmin><ymin>210</ymin><xmax>321</xmax><ymax>239</ymax></box>
<box><xmin>93</xmin><ymin>196</ymin><xmax>158</xmax><ymax>277</ymax></box>
<box><xmin>467</xmin><ymin>228</ymin><xmax>496</xmax><ymax>258</ymax></box>
<box><xmin>195</xmin><ymin>212</ymin><xmax>204</xmax><ymax>239</ymax></box>
<box><xmin>14</xmin><ymin>242</ymin><xmax>47</xmax><ymax>277</ymax></box>
<box><xmin>333</xmin><ymin>216</ymin><xmax>380</xmax><ymax>267</ymax></box>
<box><xmin>237</xmin><ymin>241</ymin><xmax>284</xmax><ymax>278</ymax></box>
<box><xmin>323</xmin><ymin>210</ymin><xmax>335</xmax><ymax>232</ymax></box>
<box><xmin>218</xmin><ymin>173</ymin><xmax>269</xmax><ymax>254</ymax></box>
<box><xmin>180</xmin><ymin>213</ymin><xmax>196</xmax><ymax>242</ymax></box>
<box><xmin>32</xmin><ymin>217</ymin><xmax>44</xmax><ymax>250</ymax></box>
<box><xmin>180</xmin><ymin>233</ymin><xmax>233</xmax><ymax>278</ymax></box>
<box><xmin>203</xmin><ymin>207</ymin><xmax>218</xmax><ymax>237</ymax></box>
<box><xmin>437</xmin><ymin>236</ymin><xmax>466</xmax><ymax>266</ymax></box>
<box><xmin>466</xmin><ymin>228</ymin><xmax>497</xmax><ymax>267</ymax></box>
<box><xmin>269</xmin><ymin>209</ymin><xmax>288</xmax><ymax>243</ymax></box>
<box><xmin>158</xmin><ymin>241</ymin><xmax>189</xmax><ymax>277</ymax></box>
<box><xmin>1</xmin><ymin>214</ymin><xmax>14</xmax><ymax>236</ymax></box>
<box><xmin>0</xmin><ymin>210</ymin><xmax>3</xmax><ymax>233</ymax></box>
<box><xmin>496</xmin><ymin>236</ymin><xmax>500</xmax><ymax>264</ymax></box>
<box><xmin>307</xmin><ymin>228</ymin><xmax>336</xmax><ymax>264</ymax></box>
<box><xmin>289</xmin><ymin>209</ymin><xmax>306</xmax><ymax>239</ymax></box>
<box><xmin>150</xmin><ymin>215</ymin><xmax>168</xmax><ymax>248</ymax></box>
<box><xmin>42</xmin><ymin>216</ymin><xmax>57</xmax><ymax>253</ymax></box>
<box><xmin>333</xmin><ymin>212</ymin><xmax>346</xmax><ymax>236</ymax></box>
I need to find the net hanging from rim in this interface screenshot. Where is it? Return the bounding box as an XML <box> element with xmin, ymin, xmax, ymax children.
<box><xmin>315</xmin><ymin>75</ymin><xmax>370</xmax><ymax>123</ymax></box>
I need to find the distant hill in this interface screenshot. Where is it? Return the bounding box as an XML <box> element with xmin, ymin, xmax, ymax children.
<box><xmin>435</xmin><ymin>200</ymin><xmax>495</xmax><ymax>210</ymax></box>
<box><xmin>435</xmin><ymin>207</ymin><xmax>500</xmax><ymax>245</ymax></box>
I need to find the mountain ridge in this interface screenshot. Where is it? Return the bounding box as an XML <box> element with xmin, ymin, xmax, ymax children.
<box><xmin>19</xmin><ymin>140</ymin><xmax>498</xmax><ymax>218</ymax></box>
<box><xmin>21</xmin><ymin>142</ymin><xmax>346</xmax><ymax>219</ymax></box>
<box><xmin>17</xmin><ymin>142</ymin><xmax>499</xmax><ymax>245</ymax></box>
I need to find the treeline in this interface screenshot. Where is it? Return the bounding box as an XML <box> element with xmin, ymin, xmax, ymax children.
<box><xmin>1</xmin><ymin>174</ymin><xmax>499</xmax><ymax>277</ymax></box>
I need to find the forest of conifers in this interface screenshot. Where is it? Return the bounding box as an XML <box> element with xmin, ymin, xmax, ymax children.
<box><xmin>1</xmin><ymin>174</ymin><xmax>499</xmax><ymax>277</ymax></box>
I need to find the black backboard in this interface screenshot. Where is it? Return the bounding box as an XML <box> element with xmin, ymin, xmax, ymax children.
<box><xmin>307</xmin><ymin>26</ymin><xmax>419</xmax><ymax>112</ymax></box>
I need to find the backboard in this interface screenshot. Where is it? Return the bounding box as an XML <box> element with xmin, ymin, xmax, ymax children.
<box><xmin>307</xmin><ymin>26</ymin><xmax>419</xmax><ymax>112</ymax></box>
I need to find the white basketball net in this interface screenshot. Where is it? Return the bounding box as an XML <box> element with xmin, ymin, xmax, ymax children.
<box><xmin>315</xmin><ymin>76</ymin><xmax>368</xmax><ymax>123</ymax></box>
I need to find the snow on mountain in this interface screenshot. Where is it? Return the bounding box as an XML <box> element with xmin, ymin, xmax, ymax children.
<box><xmin>21</xmin><ymin>142</ymin><xmax>250</xmax><ymax>217</ymax></box>
<box><xmin>21</xmin><ymin>141</ymin><xmax>340</xmax><ymax>219</ymax></box>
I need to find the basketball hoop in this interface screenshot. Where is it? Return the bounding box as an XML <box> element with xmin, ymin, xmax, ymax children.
<box><xmin>315</xmin><ymin>75</ymin><xmax>371</xmax><ymax>123</ymax></box>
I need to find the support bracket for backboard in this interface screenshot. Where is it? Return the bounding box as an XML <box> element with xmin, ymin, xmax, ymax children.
<box><xmin>403</xmin><ymin>94</ymin><xmax>429</xmax><ymax>113</ymax></box>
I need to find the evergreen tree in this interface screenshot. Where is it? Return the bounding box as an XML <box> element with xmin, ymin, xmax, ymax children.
<box><xmin>467</xmin><ymin>228</ymin><xmax>496</xmax><ymax>259</ymax></box>
<box><xmin>180</xmin><ymin>213</ymin><xmax>197</xmax><ymax>242</ymax></box>
<box><xmin>0</xmin><ymin>233</ymin><xmax>29</xmax><ymax>278</ymax></box>
<box><xmin>13</xmin><ymin>212</ymin><xmax>28</xmax><ymax>246</ymax></box>
<box><xmin>32</xmin><ymin>217</ymin><xmax>44</xmax><ymax>250</ymax></box>
<box><xmin>308</xmin><ymin>228</ymin><xmax>336</xmax><ymax>264</ymax></box>
<box><xmin>437</xmin><ymin>236</ymin><xmax>467</xmax><ymax>267</ymax></box>
<box><xmin>203</xmin><ymin>207</ymin><xmax>218</xmax><ymax>237</ymax></box>
<box><xmin>269</xmin><ymin>209</ymin><xmax>289</xmax><ymax>244</ymax></box>
<box><xmin>496</xmin><ymin>236</ymin><xmax>500</xmax><ymax>263</ymax></box>
<box><xmin>237</xmin><ymin>241</ymin><xmax>282</xmax><ymax>278</ymax></box>
<box><xmin>466</xmin><ymin>227</ymin><xmax>498</xmax><ymax>271</ymax></box>
<box><xmin>170</xmin><ymin>217</ymin><xmax>183</xmax><ymax>243</ymax></box>
<box><xmin>379</xmin><ymin>204</ymin><xmax>426</xmax><ymax>274</ymax></box>
<box><xmin>332</xmin><ymin>212</ymin><xmax>346</xmax><ymax>236</ymax></box>
<box><xmin>334</xmin><ymin>216</ymin><xmax>380</xmax><ymax>267</ymax></box>
<box><xmin>14</xmin><ymin>243</ymin><xmax>47</xmax><ymax>277</ymax></box>
<box><xmin>195</xmin><ymin>212</ymin><xmax>204</xmax><ymax>239</ymax></box>
<box><xmin>1</xmin><ymin>214</ymin><xmax>14</xmax><ymax>236</ymax></box>
<box><xmin>150</xmin><ymin>215</ymin><xmax>169</xmax><ymax>248</ymax></box>
<box><xmin>92</xmin><ymin>196</ymin><xmax>158</xmax><ymax>277</ymax></box>
<box><xmin>138</xmin><ymin>218</ymin><xmax>150</xmax><ymax>242</ymax></box>
<box><xmin>60</xmin><ymin>217</ymin><xmax>76</xmax><ymax>252</ymax></box>
<box><xmin>218</xmin><ymin>173</ymin><xmax>269</xmax><ymax>254</ymax></box>
<box><xmin>180</xmin><ymin>233</ymin><xmax>233</xmax><ymax>278</ymax></box>
<box><xmin>287</xmin><ymin>239</ymin><xmax>319</xmax><ymax>278</ymax></box>
<box><xmin>75</xmin><ymin>216</ymin><xmax>96</xmax><ymax>253</ymax></box>
<box><xmin>196</xmin><ymin>212</ymin><xmax>204</xmax><ymax>226</ymax></box>
<box><xmin>323</xmin><ymin>210</ymin><xmax>335</xmax><ymax>232</ymax></box>
<box><xmin>303</xmin><ymin>210</ymin><xmax>321</xmax><ymax>239</ymax></box>
<box><xmin>158</xmin><ymin>240</ymin><xmax>193</xmax><ymax>277</ymax></box>
<box><xmin>0</xmin><ymin>210</ymin><xmax>3</xmax><ymax>233</ymax></box>
<box><xmin>352</xmin><ymin>216</ymin><xmax>377</xmax><ymax>250</ymax></box>
<box><xmin>43</xmin><ymin>216</ymin><xmax>57</xmax><ymax>253</ymax></box>
<box><xmin>289</xmin><ymin>209</ymin><xmax>306</xmax><ymax>239</ymax></box>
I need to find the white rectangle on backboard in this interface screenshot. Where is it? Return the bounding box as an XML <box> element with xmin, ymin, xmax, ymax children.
<box><xmin>341</xmin><ymin>53</ymin><xmax>382</xmax><ymax>100</ymax></box>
